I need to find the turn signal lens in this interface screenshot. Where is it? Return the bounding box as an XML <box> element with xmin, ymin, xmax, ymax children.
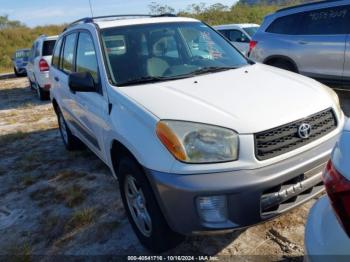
<box><xmin>156</xmin><ymin>122</ymin><xmax>186</xmax><ymax>161</ymax></box>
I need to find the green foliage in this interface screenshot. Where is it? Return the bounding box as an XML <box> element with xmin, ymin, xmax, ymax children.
<box><xmin>239</xmin><ymin>0</ymin><xmax>315</xmax><ymax>5</ymax></box>
<box><xmin>0</xmin><ymin>15</ymin><xmax>65</xmax><ymax>73</ymax></box>
<box><xmin>179</xmin><ymin>3</ymin><xmax>279</xmax><ymax>26</ymax></box>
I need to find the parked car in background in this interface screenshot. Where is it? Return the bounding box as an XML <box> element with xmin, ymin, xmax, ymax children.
<box><xmin>12</xmin><ymin>48</ymin><xmax>30</xmax><ymax>76</ymax></box>
<box><xmin>305</xmin><ymin>119</ymin><xmax>350</xmax><ymax>258</ymax></box>
<box><xmin>50</xmin><ymin>14</ymin><xmax>345</xmax><ymax>252</ymax></box>
<box><xmin>214</xmin><ymin>24</ymin><xmax>259</xmax><ymax>55</ymax></box>
<box><xmin>27</xmin><ymin>34</ymin><xmax>58</xmax><ymax>100</ymax></box>
<box><xmin>249</xmin><ymin>0</ymin><xmax>350</xmax><ymax>87</ymax></box>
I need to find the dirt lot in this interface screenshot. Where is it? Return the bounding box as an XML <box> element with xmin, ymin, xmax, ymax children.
<box><xmin>0</xmin><ymin>76</ymin><xmax>349</xmax><ymax>259</ymax></box>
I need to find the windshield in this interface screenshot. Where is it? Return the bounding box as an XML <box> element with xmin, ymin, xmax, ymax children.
<box><xmin>15</xmin><ymin>50</ymin><xmax>30</xmax><ymax>59</ymax></box>
<box><xmin>243</xmin><ymin>27</ymin><xmax>259</xmax><ymax>37</ymax></box>
<box><xmin>101</xmin><ymin>22</ymin><xmax>248</xmax><ymax>86</ymax></box>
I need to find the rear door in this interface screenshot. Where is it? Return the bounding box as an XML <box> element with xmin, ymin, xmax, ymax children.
<box><xmin>290</xmin><ymin>5</ymin><xmax>349</xmax><ymax>82</ymax></box>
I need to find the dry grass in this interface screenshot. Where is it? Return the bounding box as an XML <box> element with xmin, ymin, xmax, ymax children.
<box><xmin>53</xmin><ymin>170</ymin><xmax>87</xmax><ymax>182</ymax></box>
<box><xmin>65</xmin><ymin>208</ymin><xmax>96</xmax><ymax>232</ymax></box>
<box><xmin>0</xmin><ymin>131</ymin><xmax>28</xmax><ymax>145</ymax></box>
<box><xmin>5</xmin><ymin>242</ymin><xmax>32</xmax><ymax>261</ymax></box>
<box><xmin>61</xmin><ymin>185</ymin><xmax>86</xmax><ymax>208</ymax></box>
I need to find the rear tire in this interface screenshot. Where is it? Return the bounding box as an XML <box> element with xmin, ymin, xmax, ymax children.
<box><xmin>28</xmin><ymin>79</ymin><xmax>34</xmax><ymax>90</ymax></box>
<box><xmin>35</xmin><ymin>82</ymin><xmax>49</xmax><ymax>101</ymax></box>
<box><xmin>118</xmin><ymin>156</ymin><xmax>184</xmax><ymax>253</ymax></box>
<box><xmin>267</xmin><ymin>60</ymin><xmax>297</xmax><ymax>73</ymax></box>
<box><xmin>57</xmin><ymin>108</ymin><xmax>83</xmax><ymax>151</ymax></box>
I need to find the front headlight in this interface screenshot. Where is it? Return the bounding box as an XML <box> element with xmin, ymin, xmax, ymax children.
<box><xmin>156</xmin><ymin>120</ymin><xmax>239</xmax><ymax>163</ymax></box>
<box><xmin>321</xmin><ymin>83</ymin><xmax>341</xmax><ymax>114</ymax></box>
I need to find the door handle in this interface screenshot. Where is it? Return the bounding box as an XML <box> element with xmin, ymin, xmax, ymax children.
<box><xmin>54</xmin><ymin>76</ymin><xmax>59</xmax><ymax>82</ymax></box>
<box><xmin>298</xmin><ymin>41</ymin><xmax>308</xmax><ymax>45</ymax></box>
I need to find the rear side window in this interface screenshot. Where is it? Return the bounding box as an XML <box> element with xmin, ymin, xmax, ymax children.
<box><xmin>267</xmin><ymin>5</ymin><xmax>350</xmax><ymax>35</ymax></box>
<box><xmin>300</xmin><ymin>6</ymin><xmax>349</xmax><ymax>35</ymax></box>
<box><xmin>76</xmin><ymin>32</ymin><xmax>100</xmax><ymax>84</ymax></box>
<box><xmin>42</xmin><ymin>40</ymin><xmax>56</xmax><ymax>56</ymax></box>
<box><xmin>52</xmin><ymin>38</ymin><xmax>62</xmax><ymax>68</ymax></box>
<box><xmin>62</xmin><ymin>34</ymin><xmax>77</xmax><ymax>73</ymax></box>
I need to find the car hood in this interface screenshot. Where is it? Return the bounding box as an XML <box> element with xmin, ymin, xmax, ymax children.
<box><xmin>119</xmin><ymin>64</ymin><xmax>335</xmax><ymax>134</ymax></box>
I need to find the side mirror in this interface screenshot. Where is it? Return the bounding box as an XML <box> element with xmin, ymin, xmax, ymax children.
<box><xmin>69</xmin><ymin>72</ymin><xmax>97</xmax><ymax>93</ymax></box>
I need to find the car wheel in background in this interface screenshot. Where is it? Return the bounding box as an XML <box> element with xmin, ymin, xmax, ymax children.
<box><xmin>14</xmin><ymin>67</ymin><xmax>20</xmax><ymax>77</ymax></box>
<box><xmin>28</xmin><ymin>79</ymin><xmax>34</xmax><ymax>90</ymax></box>
<box><xmin>57</xmin><ymin>109</ymin><xmax>83</xmax><ymax>151</ymax></box>
<box><xmin>35</xmin><ymin>82</ymin><xmax>49</xmax><ymax>100</ymax></box>
<box><xmin>118</xmin><ymin>156</ymin><xmax>185</xmax><ymax>253</ymax></box>
<box><xmin>268</xmin><ymin>60</ymin><xmax>297</xmax><ymax>73</ymax></box>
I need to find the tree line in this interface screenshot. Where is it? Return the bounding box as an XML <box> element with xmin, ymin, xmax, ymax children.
<box><xmin>0</xmin><ymin>1</ymin><xmax>304</xmax><ymax>73</ymax></box>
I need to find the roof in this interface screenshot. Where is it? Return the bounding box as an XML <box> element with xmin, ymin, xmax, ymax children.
<box><xmin>213</xmin><ymin>23</ymin><xmax>260</xmax><ymax>30</ymax></box>
<box><xmin>95</xmin><ymin>17</ymin><xmax>199</xmax><ymax>29</ymax></box>
<box><xmin>276</xmin><ymin>0</ymin><xmax>341</xmax><ymax>13</ymax></box>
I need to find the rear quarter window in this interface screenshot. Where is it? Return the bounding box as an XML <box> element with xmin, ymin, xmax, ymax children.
<box><xmin>42</xmin><ymin>40</ymin><xmax>56</xmax><ymax>56</ymax></box>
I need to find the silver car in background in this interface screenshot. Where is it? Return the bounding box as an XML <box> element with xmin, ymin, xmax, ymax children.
<box><xmin>214</xmin><ymin>23</ymin><xmax>259</xmax><ymax>55</ymax></box>
<box><xmin>249</xmin><ymin>0</ymin><xmax>350</xmax><ymax>87</ymax></box>
<box><xmin>12</xmin><ymin>48</ymin><xmax>30</xmax><ymax>76</ymax></box>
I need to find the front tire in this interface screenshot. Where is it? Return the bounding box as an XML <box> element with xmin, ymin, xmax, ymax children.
<box><xmin>118</xmin><ymin>156</ymin><xmax>184</xmax><ymax>253</ymax></box>
<box><xmin>57</xmin><ymin>109</ymin><xmax>83</xmax><ymax>151</ymax></box>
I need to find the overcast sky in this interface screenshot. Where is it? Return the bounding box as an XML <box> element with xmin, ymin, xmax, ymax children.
<box><xmin>1</xmin><ymin>0</ymin><xmax>239</xmax><ymax>27</ymax></box>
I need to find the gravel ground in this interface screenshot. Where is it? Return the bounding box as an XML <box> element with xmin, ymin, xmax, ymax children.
<box><xmin>0</xmin><ymin>76</ymin><xmax>349</xmax><ymax>259</ymax></box>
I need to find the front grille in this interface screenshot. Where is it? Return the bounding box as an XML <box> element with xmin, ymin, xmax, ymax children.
<box><xmin>255</xmin><ymin>109</ymin><xmax>337</xmax><ymax>161</ymax></box>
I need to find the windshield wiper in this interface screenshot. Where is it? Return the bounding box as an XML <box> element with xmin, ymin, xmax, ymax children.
<box><xmin>118</xmin><ymin>76</ymin><xmax>173</xmax><ymax>87</ymax></box>
<box><xmin>118</xmin><ymin>67</ymin><xmax>237</xmax><ymax>86</ymax></box>
<box><xmin>190</xmin><ymin>66</ymin><xmax>237</xmax><ymax>76</ymax></box>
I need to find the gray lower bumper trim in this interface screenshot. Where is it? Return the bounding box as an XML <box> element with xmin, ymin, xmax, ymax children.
<box><xmin>144</xmin><ymin>135</ymin><xmax>338</xmax><ymax>235</ymax></box>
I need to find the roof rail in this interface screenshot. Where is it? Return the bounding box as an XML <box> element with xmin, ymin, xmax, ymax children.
<box><xmin>63</xmin><ymin>13</ymin><xmax>177</xmax><ymax>31</ymax></box>
<box><xmin>276</xmin><ymin>0</ymin><xmax>341</xmax><ymax>13</ymax></box>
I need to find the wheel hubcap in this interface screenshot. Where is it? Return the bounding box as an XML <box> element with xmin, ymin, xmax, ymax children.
<box><xmin>59</xmin><ymin>114</ymin><xmax>68</xmax><ymax>144</ymax></box>
<box><xmin>124</xmin><ymin>175</ymin><xmax>152</xmax><ymax>237</ymax></box>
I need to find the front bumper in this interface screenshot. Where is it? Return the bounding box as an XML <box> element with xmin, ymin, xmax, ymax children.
<box><xmin>145</xmin><ymin>135</ymin><xmax>338</xmax><ymax>235</ymax></box>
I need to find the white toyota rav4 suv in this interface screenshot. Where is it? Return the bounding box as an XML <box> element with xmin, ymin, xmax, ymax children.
<box><xmin>50</xmin><ymin>15</ymin><xmax>345</xmax><ymax>252</ymax></box>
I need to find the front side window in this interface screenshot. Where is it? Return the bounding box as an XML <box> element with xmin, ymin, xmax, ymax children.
<box><xmin>101</xmin><ymin>22</ymin><xmax>248</xmax><ymax>86</ymax></box>
<box><xmin>228</xmin><ymin>30</ymin><xmax>249</xmax><ymax>43</ymax></box>
<box><xmin>76</xmin><ymin>32</ymin><xmax>99</xmax><ymax>84</ymax></box>
<box><xmin>62</xmin><ymin>33</ymin><xmax>77</xmax><ymax>73</ymax></box>
<box><xmin>52</xmin><ymin>38</ymin><xmax>62</xmax><ymax>68</ymax></box>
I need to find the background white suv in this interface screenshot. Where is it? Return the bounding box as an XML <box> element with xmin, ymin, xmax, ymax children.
<box><xmin>27</xmin><ymin>34</ymin><xmax>57</xmax><ymax>100</ymax></box>
<box><xmin>50</xmin><ymin>15</ymin><xmax>345</xmax><ymax>252</ymax></box>
<box><xmin>214</xmin><ymin>23</ymin><xmax>259</xmax><ymax>55</ymax></box>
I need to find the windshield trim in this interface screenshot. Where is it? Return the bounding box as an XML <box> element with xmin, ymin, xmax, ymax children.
<box><xmin>99</xmin><ymin>21</ymin><xmax>251</xmax><ymax>87</ymax></box>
